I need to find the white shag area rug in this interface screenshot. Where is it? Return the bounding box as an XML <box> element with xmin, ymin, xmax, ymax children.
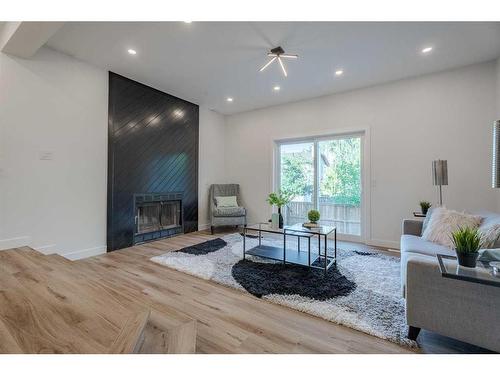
<box><xmin>150</xmin><ymin>233</ymin><xmax>416</xmax><ymax>348</ymax></box>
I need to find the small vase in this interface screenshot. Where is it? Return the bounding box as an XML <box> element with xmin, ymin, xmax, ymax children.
<box><xmin>421</xmin><ymin>206</ymin><xmax>429</xmax><ymax>215</ymax></box>
<box><xmin>278</xmin><ymin>207</ymin><xmax>284</xmax><ymax>229</ymax></box>
<box><xmin>456</xmin><ymin>252</ymin><xmax>479</xmax><ymax>268</ymax></box>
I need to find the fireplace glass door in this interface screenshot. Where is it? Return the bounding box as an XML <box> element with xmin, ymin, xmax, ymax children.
<box><xmin>136</xmin><ymin>202</ymin><xmax>161</xmax><ymax>234</ymax></box>
<box><xmin>160</xmin><ymin>200</ymin><xmax>181</xmax><ymax>230</ymax></box>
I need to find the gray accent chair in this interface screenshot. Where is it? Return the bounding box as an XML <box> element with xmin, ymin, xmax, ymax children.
<box><xmin>401</xmin><ymin>212</ymin><xmax>500</xmax><ymax>352</ymax></box>
<box><xmin>209</xmin><ymin>184</ymin><xmax>247</xmax><ymax>235</ymax></box>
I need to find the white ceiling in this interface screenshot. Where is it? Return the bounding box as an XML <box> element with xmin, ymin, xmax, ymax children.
<box><xmin>47</xmin><ymin>22</ymin><xmax>500</xmax><ymax>115</ymax></box>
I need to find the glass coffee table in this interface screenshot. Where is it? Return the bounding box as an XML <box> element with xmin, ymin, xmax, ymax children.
<box><xmin>437</xmin><ymin>254</ymin><xmax>500</xmax><ymax>287</ymax></box>
<box><xmin>242</xmin><ymin>223</ymin><xmax>337</xmax><ymax>274</ymax></box>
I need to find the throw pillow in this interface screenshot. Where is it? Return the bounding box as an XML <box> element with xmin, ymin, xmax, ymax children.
<box><xmin>422</xmin><ymin>206</ymin><xmax>435</xmax><ymax>234</ymax></box>
<box><xmin>479</xmin><ymin>224</ymin><xmax>500</xmax><ymax>248</ymax></box>
<box><xmin>215</xmin><ymin>196</ymin><xmax>238</xmax><ymax>207</ymax></box>
<box><xmin>421</xmin><ymin>207</ymin><xmax>483</xmax><ymax>248</ymax></box>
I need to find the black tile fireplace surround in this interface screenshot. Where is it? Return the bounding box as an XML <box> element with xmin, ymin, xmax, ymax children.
<box><xmin>107</xmin><ymin>72</ymin><xmax>199</xmax><ymax>251</ymax></box>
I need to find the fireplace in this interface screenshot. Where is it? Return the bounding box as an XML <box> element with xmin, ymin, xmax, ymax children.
<box><xmin>134</xmin><ymin>193</ymin><xmax>183</xmax><ymax>244</ymax></box>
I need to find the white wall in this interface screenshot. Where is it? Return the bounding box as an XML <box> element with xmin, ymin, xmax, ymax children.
<box><xmin>225</xmin><ymin>62</ymin><xmax>498</xmax><ymax>248</ymax></box>
<box><xmin>0</xmin><ymin>46</ymin><xmax>226</xmax><ymax>257</ymax></box>
<box><xmin>0</xmin><ymin>47</ymin><xmax>108</xmax><ymax>258</ymax></box>
<box><xmin>198</xmin><ymin>106</ymin><xmax>226</xmax><ymax>229</ymax></box>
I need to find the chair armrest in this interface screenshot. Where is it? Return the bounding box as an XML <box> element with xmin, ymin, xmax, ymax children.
<box><xmin>402</xmin><ymin>219</ymin><xmax>423</xmax><ymax>236</ymax></box>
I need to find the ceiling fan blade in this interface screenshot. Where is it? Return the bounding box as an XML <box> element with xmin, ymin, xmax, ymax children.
<box><xmin>259</xmin><ymin>56</ymin><xmax>277</xmax><ymax>72</ymax></box>
<box><xmin>278</xmin><ymin>57</ymin><xmax>288</xmax><ymax>77</ymax></box>
<box><xmin>267</xmin><ymin>53</ymin><xmax>278</xmax><ymax>57</ymax></box>
<box><xmin>280</xmin><ymin>54</ymin><xmax>298</xmax><ymax>59</ymax></box>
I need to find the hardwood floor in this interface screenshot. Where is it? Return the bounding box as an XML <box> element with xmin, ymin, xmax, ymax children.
<box><xmin>0</xmin><ymin>247</ymin><xmax>150</xmax><ymax>353</ymax></box>
<box><xmin>0</xmin><ymin>230</ymin><xmax>492</xmax><ymax>354</ymax></box>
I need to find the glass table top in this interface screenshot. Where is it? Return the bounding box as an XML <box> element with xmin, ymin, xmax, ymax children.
<box><xmin>437</xmin><ymin>254</ymin><xmax>500</xmax><ymax>287</ymax></box>
<box><xmin>245</xmin><ymin>222</ymin><xmax>336</xmax><ymax>236</ymax></box>
<box><xmin>284</xmin><ymin>223</ymin><xmax>336</xmax><ymax>236</ymax></box>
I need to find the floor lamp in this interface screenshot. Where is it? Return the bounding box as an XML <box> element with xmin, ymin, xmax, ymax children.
<box><xmin>432</xmin><ymin>160</ymin><xmax>448</xmax><ymax>206</ymax></box>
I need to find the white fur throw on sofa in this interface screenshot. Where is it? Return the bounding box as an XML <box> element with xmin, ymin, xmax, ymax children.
<box><xmin>421</xmin><ymin>207</ymin><xmax>482</xmax><ymax>248</ymax></box>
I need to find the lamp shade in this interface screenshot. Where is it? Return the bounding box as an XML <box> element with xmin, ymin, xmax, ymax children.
<box><xmin>432</xmin><ymin>160</ymin><xmax>448</xmax><ymax>186</ymax></box>
<box><xmin>493</xmin><ymin>120</ymin><xmax>500</xmax><ymax>188</ymax></box>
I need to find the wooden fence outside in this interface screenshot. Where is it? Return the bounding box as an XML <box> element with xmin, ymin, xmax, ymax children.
<box><xmin>285</xmin><ymin>201</ymin><xmax>361</xmax><ymax>235</ymax></box>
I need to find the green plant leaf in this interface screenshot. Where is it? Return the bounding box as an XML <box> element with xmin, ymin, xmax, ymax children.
<box><xmin>450</xmin><ymin>226</ymin><xmax>482</xmax><ymax>254</ymax></box>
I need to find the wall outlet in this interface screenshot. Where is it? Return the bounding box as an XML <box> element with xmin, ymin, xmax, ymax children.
<box><xmin>39</xmin><ymin>151</ymin><xmax>53</xmax><ymax>160</ymax></box>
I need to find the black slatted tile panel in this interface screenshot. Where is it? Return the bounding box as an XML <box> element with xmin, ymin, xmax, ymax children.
<box><xmin>107</xmin><ymin>72</ymin><xmax>199</xmax><ymax>251</ymax></box>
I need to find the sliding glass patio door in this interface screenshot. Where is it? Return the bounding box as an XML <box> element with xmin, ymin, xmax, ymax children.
<box><xmin>279</xmin><ymin>142</ymin><xmax>315</xmax><ymax>226</ymax></box>
<box><xmin>317</xmin><ymin>137</ymin><xmax>361</xmax><ymax>236</ymax></box>
<box><xmin>278</xmin><ymin>134</ymin><xmax>362</xmax><ymax>237</ymax></box>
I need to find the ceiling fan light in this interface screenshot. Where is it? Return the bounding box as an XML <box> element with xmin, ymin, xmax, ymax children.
<box><xmin>259</xmin><ymin>56</ymin><xmax>277</xmax><ymax>72</ymax></box>
<box><xmin>278</xmin><ymin>57</ymin><xmax>288</xmax><ymax>77</ymax></box>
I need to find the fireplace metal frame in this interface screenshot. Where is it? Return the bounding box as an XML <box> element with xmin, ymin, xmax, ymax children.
<box><xmin>133</xmin><ymin>192</ymin><xmax>184</xmax><ymax>245</ymax></box>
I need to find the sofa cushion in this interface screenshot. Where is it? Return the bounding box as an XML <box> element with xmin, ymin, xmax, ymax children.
<box><xmin>213</xmin><ymin>206</ymin><xmax>246</xmax><ymax>217</ymax></box>
<box><xmin>422</xmin><ymin>206</ymin><xmax>435</xmax><ymax>233</ymax></box>
<box><xmin>479</xmin><ymin>224</ymin><xmax>500</xmax><ymax>248</ymax></box>
<box><xmin>476</xmin><ymin>211</ymin><xmax>500</xmax><ymax>248</ymax></box>
<box><xmin>475</xmin><ymin>210</ymin><xmax>500</xmax><ymax>227</ymax></box>
<box><xmin>421</xmin><ymin>207</ymin><xmax>482</xmax><ymax>248</ymax></box>
<box><xmin>401</xmin><ymin>234</ymin><xmax>455</xmax><ymax>257</ymax></box>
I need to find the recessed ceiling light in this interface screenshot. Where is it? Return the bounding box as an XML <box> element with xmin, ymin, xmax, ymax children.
<box><xmin>226</xmin><ymin>97</ymin><xmax>233</xmax><ymax>102</ymax></box>
<box><xmin>422</xmin><ymin>46</ymin><xmax>433</xmax><ymax>54</ymax></box>
<box><xmin>184</xmin><ymin>21</ymin><xmax>192</xmax><ymax>24</ymax></box>
<box><xmin>335</xmin><ymin>70</ymin><xmax>343</xmax><ymax>76</ymax></box>
<box><xmin>127</xmin><ymin>49</ymin><xmax>137</xmax><ymax>55</ymax></box>
<box><xmin>273</xmin><ymin>86</ymin><xmax>281</xmax><ymax>91</ymax></box>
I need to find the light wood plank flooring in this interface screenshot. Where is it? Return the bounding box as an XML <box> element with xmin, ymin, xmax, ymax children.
<box><xmin>0</xmin><ymin>230</ymin><xmax>492</xmax><ymax>353</ymax></box>
<box><xmin>0</xmin><ymin>247</ymin><xmax>150</xmax><ymax>353</ymax></box>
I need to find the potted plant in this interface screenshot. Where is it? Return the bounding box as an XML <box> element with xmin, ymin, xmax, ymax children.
<box><xmin>267</xmin><ymin>191</ymin><xmax>293</xmax><ymax>229</ymax></box>
<box><xmin>307</xmin><ymin>209</ymin><xmax>320</xmax><ymax>224</ymax></box>
<box><xmin>419</xmin><ymin>201</ymin><xmax>431</xmax><ymax>215</ymax></box>
<box><xmin>450</xmin><ymin>226</ymin><xmax>482</xmax><ymax>268</ymax></box>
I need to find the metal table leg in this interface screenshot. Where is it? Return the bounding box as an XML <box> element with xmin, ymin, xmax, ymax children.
<box><xmin>308</xmin><ymin>236</ymin><xmax>311</xmax><ymax>266</ymax></box>
<box><xmin>283</xmin><ymin>232</ymin><xmax>286</xmax><ymax>264</ymax></box>
<box><xmin>258</xmin><ymin>223</ymin><xmax>262</xmax><ymax>247</ymax></box>
<box><xmin>334</xmin><ymin>228</ymin><xmax>337</xmax><ymax>265</ymax></box>
<box><xmin>324</xmin><ymin>234</ymin><xmax>327</xmax><ymax>275</ymax></box>
<box><xmin>243</xmin><ymin>227</ymin><xmax>246</xmax><ymax>260</ymax></box>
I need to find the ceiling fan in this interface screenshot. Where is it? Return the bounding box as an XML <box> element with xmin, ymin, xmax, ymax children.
<box><xmin>259</xmin><ymin>46</ymin><xmax>298</xmax><ymax>77</ymax></box>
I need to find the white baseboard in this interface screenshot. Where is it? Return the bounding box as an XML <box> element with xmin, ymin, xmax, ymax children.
<box><xmin>198</xmin><ymin>223</ymin><xmax>210</xmax><ymax>231</ymax></box>
<box><xmin>0</xmin><ymin>236</ymin><xmax>30</xmax><ymax>250</ymax></box>
<box><xmin>62</xmin><ymin>246</ymin><xmax>107</xmax><ymax>261</ymax></box>
<box><xmin>366</xmin><ymin>238</ymin><xmax>400</xmax><ymax>250</ymax></box>
<box><xmin>33</xmin><ymin>244</ymin><xmax>57</xmax><ymax>255</ymax></box>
